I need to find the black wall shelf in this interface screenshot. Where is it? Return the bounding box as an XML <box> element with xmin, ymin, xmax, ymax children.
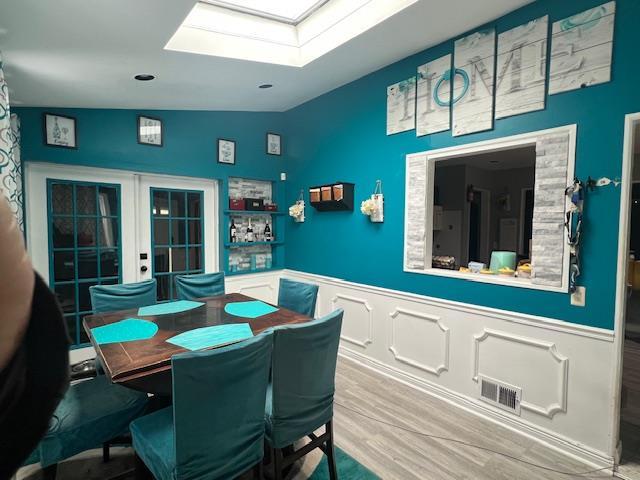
<box><xmin>309</xmin><ymin>182</ymin><xmax>354</xmax><ymax>211</ymax></box>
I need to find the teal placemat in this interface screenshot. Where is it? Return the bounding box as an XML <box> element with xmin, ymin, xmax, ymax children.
<box><xmin>138</xmin><ymin>300</ymin><xmax>205</xmax><ymax>316</ymax></box>
<box><xmin>166</xmin><ymin>323</ymin><xmax>254</xmax><ymax>351</ymax></box>
<box><xmin>91</xmin><ymin>318</ymin><xmax>158</xmax><ymax>345</ymax></box>
<box><xmin>224</xmin><ymin>301</ymin><xmax>278</xmax><ymax>319</ymax></box>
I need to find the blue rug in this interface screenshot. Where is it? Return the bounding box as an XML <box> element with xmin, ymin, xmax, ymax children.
<box><xmin>310</xmin><ymin>447</ymin><xmax>379</xmax><ymax>479</ymax></box>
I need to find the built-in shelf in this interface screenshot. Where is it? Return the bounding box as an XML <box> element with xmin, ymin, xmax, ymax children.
<box><xmin>224</xmin><ymin>210</ymin><xmax>285</xmax><ymax>215</ymax></box>
<box><xmin>225</xmin><ymin>241</ymin><xmax>283</xmax><ymax>248</ymax></box>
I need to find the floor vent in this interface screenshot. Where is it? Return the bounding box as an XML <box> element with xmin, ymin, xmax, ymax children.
<box><xmin>478</xmin><ymin>376</ymin><xmax>522</xmax><ymax>416</ymax></box>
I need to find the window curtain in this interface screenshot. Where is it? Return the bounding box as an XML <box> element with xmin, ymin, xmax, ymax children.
<box><xmin>0</xmin><ymin>52</ymin><xmax>23</xmax><ymax>231</ymax></box>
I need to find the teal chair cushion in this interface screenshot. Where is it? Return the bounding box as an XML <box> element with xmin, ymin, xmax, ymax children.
<box><xmin>89</xmin><ymin>279</ymin><xmax>157</xmax><ymax>314</ymax></box>
<box><xmin>175</xmin><ymin>272</ymin><xmax>225</xmax><ymax>300</ymax></box>
<box><xmin>37</xmin><ymin>375</ymin><xmax>148</xmax><ymax>468</ymax></box>
<box><xmin>277</xmin><ymin>278</ymin><xmax>319</xmax><ymax>317</ymax></box>
<box><xmin>266</xmin><ymin>309</ymin><xmax>343</xmax><ymax>448</ymax></box>
<box><xmin>130</xmin><ymin>407</ymin><xmax>175</xmax><ymax>480</ymax></box>
<box><xmin>131</xmin><ymin>332</ymin><xmax>273</xmax><ymax>480</ymax></box>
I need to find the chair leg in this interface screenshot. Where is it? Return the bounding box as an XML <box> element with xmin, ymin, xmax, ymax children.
<box><xmin>325</xmin><ymin>421</ymin><xmax>338</xmax><ymax>480</ymax></box>
<box><xmin>273</xmin><ymin>447</ymin><xmax>284</xmax><ymax>480</ymax></box>
<box><xmin>103</xmin><ymin>442</ymin><xmax>110</xmax><ymax>462</ymax></box>
<box><xmin>134</xmin><ymin>453</ymin><xmax>152</xmax><ymax>480</ymax></box>
<box><xmin>253</xmin><ymin>459</ymin><xmax>264</xmax><ymax>479</ymax></box>
<box><xmin>42</xmin><ymin>463</ymin><xmax>57</xmax><ymax>480</ymax></box>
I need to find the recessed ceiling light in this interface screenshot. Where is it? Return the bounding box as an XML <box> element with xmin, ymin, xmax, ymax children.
<box><xmin>134</xmin><ymin>74</ymin><xmax>155</xmax><ymax>81</ymax></box>
<box><xmin>259</xmin><ymin>84</ymin><xmax>273</xmax><ymax>89</ymax></box>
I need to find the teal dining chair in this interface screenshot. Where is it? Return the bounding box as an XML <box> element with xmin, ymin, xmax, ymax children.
<box><xmin>130</xmin><ymin>331</ymin><xmax>274</xmax><ymax>480</ymax></box>
<box><xmin>174</xmin><ymin>272</ymin><xmax>225</xmax><ymax>300</ymax></box>
<box><xmin>266</xmin><ymin>308</ymin><xmax>344</xmax><ymax>480</ymax></box>
<box><xmin>25</xmin><ymin>375</ymin><xmax>149</xmax><ymax>479</ymax></box>
<box><xmin>89</xmin><ymin>279</ymin><xmax>157</xmax><ymax>314</ymax></box>
<box><xmin>277</xmin><ymin>278</ymin><xmax>319</xmax><ymax>317</ymax></box>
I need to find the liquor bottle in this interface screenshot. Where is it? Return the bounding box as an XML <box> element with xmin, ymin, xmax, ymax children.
<box><xmin>246</xmin><ymin>219</ymin><xmax>254</xmax><ymax>242</ymax></box>
<box><xmin>264</xmin><ymin>220</ymin><xmax>272</xmax><ymax>242</ymax></box>
<box><xmin>230</xmin><ymin>218</ymin><xmax>237</xmax><ymax>243</ymax></box>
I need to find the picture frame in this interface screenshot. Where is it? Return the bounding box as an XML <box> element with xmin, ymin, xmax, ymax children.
<box><xmin>43</xmin><ymin>113</ymin><xmax>77</xmax><ymax>149</ymax></box>
<box><xmin>137</xmin><ymin>115</ymin><xmax>163</xmax><ymax>147</ymax></box>
<box><xmin>218</xmin><ymin>138</ymin><xmax>236</xmax><ymax>165</ymax></box>
<box><xmin>266</xmin><ymin>132</ymin><xmax>281</xmax><ymax>156</ymax></box>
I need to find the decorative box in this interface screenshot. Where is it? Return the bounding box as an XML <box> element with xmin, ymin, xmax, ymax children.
<box><xmin>310</xmin><ymin>188</ymin><xmax>321</xmax><ymax>203</ymax></box>
<box><xmin>244</xmin><ymin>198</ymin><xmax>265</xmax><ymax>211</ymax></box>
<box><xmin>229</xmin><ymin>198</ymin><xmax>245</xmax><ymax>210</ymax></box>
<box><xmin>264</xmin><ymin>203</ymin><xmax>278</xmax><ymax>211</ymax></box>
<box><xmin>321</xmin><ymin>186</ymin><xmax>332</xmax><ymax>201</ymax></box>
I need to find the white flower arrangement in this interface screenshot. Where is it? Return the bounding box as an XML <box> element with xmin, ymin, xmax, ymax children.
<box><xmin>360</xmin><ymin>198</ymin><xmax>378</xmax><ymax>216</ymax></box>
<box><xmin>289</xmin><ymin>200</ymin><xmax>305</xmax><ymax>222</ymax></box>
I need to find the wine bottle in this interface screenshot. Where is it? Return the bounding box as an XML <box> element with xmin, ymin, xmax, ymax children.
<box><xmin>264</xmin><ymin>220</ymin><xmax>272</xmax><ymax>242</ymax></box>
<box><xmin>246</xmin><ymin>219</ymin><xmax>254</xmax><ymax>242</ymax></box>
<box><xmin>230</xmin><ymin>218</ymin><xmax>237</xmax><ymax>243</ymax></box>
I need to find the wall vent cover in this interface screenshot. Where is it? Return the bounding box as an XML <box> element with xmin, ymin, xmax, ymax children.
<box><xmin>478</xmin><ymin>375</ymin><xmax>522</xmax><ymax>416</ymax></box>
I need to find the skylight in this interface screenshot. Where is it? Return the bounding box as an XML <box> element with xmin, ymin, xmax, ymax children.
<box><xmin>204</xmin><ymin>0</ymin><xmax>329</xmax><ymax>24</ymax></box>
<box><xmin>166</xmin><ymin>0</ymin><xmax>418</xmax><ymax>67</ymax></box>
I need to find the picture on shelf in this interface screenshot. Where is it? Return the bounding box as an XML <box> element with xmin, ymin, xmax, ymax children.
<box><xmin>266</xmin><ymin>133</ymin><xmax>281</xmax><ymax>155</ymax></box>
<box><xmin>218</xmin><ymin>138</ymin><xmax>236</xmax><ymax>165</ymax></box>
<box><xmin>43</xmin><ymin>113</ymin><xmax>77</xmax><ymax>148</ymax></box>
<box><xmin>137</xmin><ymin>115</ymin><xmax>163</xmax><ymax>146</ymax></box>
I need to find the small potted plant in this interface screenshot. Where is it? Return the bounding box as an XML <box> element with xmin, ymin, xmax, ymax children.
<box><xmin>289</xmin><ymin>190</ymin><xmax>305</xmax><ymax>223</ymax></box>
<box><xmin>360</xmin><ymin>180</ymin><xmax>384</xmax><ymax>223</ymax></box>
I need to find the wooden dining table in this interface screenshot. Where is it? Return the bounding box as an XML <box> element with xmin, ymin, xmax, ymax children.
<box><xmin>83</xmin><ymin>292</ymin><xmax>311</xmax><ymax>395</ymax></box>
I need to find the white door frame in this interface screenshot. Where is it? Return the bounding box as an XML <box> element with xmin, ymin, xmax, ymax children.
<box><xmin>610</xmin><ymin>112</ymin><xmax>640</xmax><ymax>459</ymax></box>
<box><xmin>24</xmin><ymin>162</ymin><xmax>219</xmax><ymax>285</ymax></box>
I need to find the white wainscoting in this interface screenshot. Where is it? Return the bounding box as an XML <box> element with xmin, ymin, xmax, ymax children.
<box><xmin>225</xmin><ymin>270</ymin><xmax>280</xmax><ymax>304</ymax></box>
<box><xmin>279</xmin><ymin>269</ymin><xmax>616</xmax><ymax>469</ymax></box>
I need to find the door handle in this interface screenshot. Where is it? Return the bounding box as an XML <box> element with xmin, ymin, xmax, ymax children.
<box><xmin>140</xmin><ymin>265</ymin><xmax>148</xmax><ymax>273</ymax></box>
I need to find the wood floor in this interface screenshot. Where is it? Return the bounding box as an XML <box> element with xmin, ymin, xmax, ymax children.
<box><xmin>332</xmin><ymin>356</ymin><xmax>612</xmax><ymax>480</ymax></box>
<box><xmin>19</xmin><ymin>356</ymin><xmax>616</xmax><ymax>480</ymax></box>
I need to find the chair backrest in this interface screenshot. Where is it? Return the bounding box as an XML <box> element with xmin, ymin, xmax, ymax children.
<box><xmin>172</xmin><ymin>331</ymin><xmax>273</xmax><ymax>479</ymax></box>
<box><xmin>277</xmin><ymin>278</ymin><xmax>319</xmax><ymax>317</ymax></box>
<box><xmin>269</xmin><ymin>309</ymin><xmax>343</xmax><ymax>448</ymax></box>
<box><xmin>175</xmin><ymin>272</ymin><xmax>225</xmax><ymax>300</ymax></box>
<box><xmin>89</xmin><ymin>279</ymin><xmax>157</xmax><ymax>313</ymax></box>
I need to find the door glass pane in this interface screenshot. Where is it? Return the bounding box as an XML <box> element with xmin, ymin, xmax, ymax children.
<box><xmin>77</xmin><ymin>218</ymin><xmax>97</xmax><ymax>247</ymax></box>
<box><xmin>100</xmin><ymin>250</ymin><xmax>119</xmax><ymax>277</ymax></box>
<box><xmin>154</xmin><ymin>219</ymin><xmax>169</xmax><ymax>245</ymax></box>
<box><xmin>98</xmin><ymin>186</ymin><xmax>118</xmax><ymax>216</ymax></box>
<box><xmin>77</xmin><ymin>250</ymin><xmax>98</xmax><ymax>279</ymax></box>
<box><xmin>51</xmin><ymin>184</ymin><xmax>73</xmax><ymax>214</ymax></box>
<box><xmin>99</xmin><ymin>217</ymin><xmax>119</xmax><ymax>248</ymax></box>
<box><xmin>55</xmin><ymin>284</ymin><xmax>76</xmax><ymax>314</ymax></box>
<box><xmin>53</xmin><ymin>218</ymin><xmax>74</xmax><ymax>248</ymax></box>
<box><xmin>153</xmin><ymin>190</ymin><xmax>169</xmax><ymax>217</ymax></box>
<box><xmin>173</xmin><ymin>247</ymin><xmax>187</xmax><ymax>272</ymax></box>
<box><xmin>78</xmin><ymin>282</ymin><xmax>97</xmax><ymax>312</ymax></box>
<box><xmin>53</xmin><ymin>251</ymin><xmax>75</xmax><ymax>281</ymax></box>
<box><xmin>48</xmin><ymin>180</ymin><xmax>122</xmax><ymax>347</ymax></box>
<box><xmin>170</xmin><ymin>191</ymin><xmax>186</xmax><ymax>217</ymax></box>
<box><xmin>188</xmin><ymin>193</ymin><xmax>201</xmax><ymax>217</ymax></box>
<box><xmin>188</xmin><ymin>220</ymin><xmax>202</xmax><ymax>245</ymax></box>
<box><xmin>157</xmin><ymin>275</ymin><xmax>170</xmax><ymax>301</ymax></box>
<box><xmin>189</xmin><ymin>246</ymin><xmax>202</xmax><ymax>271</ymax></box>
<box><xmin>76</xmin><ymin>185</ymin><xmax>96</xmax><ymax>214</ymax></box>
<box><xmin>172</xmin><ymin>219</ymin><xmax>186</xmax><ymax>245</ymax></box>
<box><xmin>154</xmin><ymin>248</ymin><xmax>170</xmax><ymax>273</ymax></box>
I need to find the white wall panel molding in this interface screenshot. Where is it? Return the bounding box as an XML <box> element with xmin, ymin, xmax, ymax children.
<box><xmin>331</xmin><ymin>294</ymin><xmax>373</xmax><ymax>348</ymax></box>
<box><xmin>225</xmin><ymin>270</ymin><xmax>281</xmax><ymax>304</ymax></box>
<box><xmin>283</xmin><ymin>270</ymin><xmax>613</xmax><ymax>342</ymax></box>
<box><xmin>389</xmin><ymin>308</ymin><xmax>450</xmax><ymax>376</ymax></box>
<box><xmin>473</xmin><ymin>328</ymin><xmax>569</xmax><ymax>418</ymax></box>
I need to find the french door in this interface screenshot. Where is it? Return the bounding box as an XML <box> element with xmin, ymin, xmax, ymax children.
<box><xmin>26</xmin><ymin>163</ymin><xmax>218</xmax><ymax>346</ymax></box>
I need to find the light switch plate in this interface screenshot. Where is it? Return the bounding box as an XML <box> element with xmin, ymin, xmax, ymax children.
<box><xmin>280</xmin><ymin>172</ymin><xmax>286</xmax><ymax>181</ymax></box>
<box><xmin>571</xmin><ymin>286</ymin><xmax>586</xmax><ymax>307</ymax></box>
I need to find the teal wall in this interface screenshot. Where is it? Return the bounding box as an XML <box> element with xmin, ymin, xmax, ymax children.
<box><xmin>284</xmin><ymin>0</ymin><xmax>640</xmax><ymax>330</ymax></box>
<box><xmin>15</xmin><ymin>107</ymin><xmax>288</xmax><ymax>271</ymax></box>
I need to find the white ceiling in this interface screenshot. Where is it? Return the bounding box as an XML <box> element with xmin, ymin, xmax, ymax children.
<box><xmin>0</xmin><ymin>0</ymin><xmax>533</xmax><ymax>112</ymax></box>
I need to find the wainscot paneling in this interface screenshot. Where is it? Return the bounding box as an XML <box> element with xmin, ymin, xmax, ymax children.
<box><xmin>225</xmin><ymin>270</ymin><xmax>279</xmax><ymax>304</ymax></box>
<box><xmin>281</xmin><ymin>269</ymin><xmax>616</xmax><ymax>469</ymax></box>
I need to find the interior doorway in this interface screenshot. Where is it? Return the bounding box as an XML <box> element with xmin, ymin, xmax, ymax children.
<box><xmin>615</xmin><ymin>114</ymin><xmax>640</xmax><ymax>479</ymax></box>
